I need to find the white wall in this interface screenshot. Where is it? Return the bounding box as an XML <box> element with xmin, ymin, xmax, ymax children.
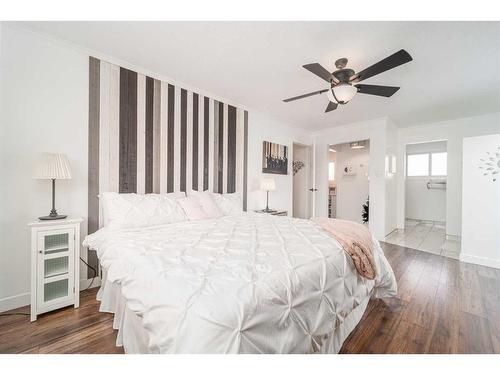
<box><xmin>406</xmin><ymin>140</ymin><xmax>447</xmax><ymax>154</ymax></box>
<box><xmin>0</xmin><ymin>24</ymin><xmax>89</xmax><ymax>311</ymax></box>
<box><xmin>384</xmin><ymin>118</ymin><xmax>398</xmax><ymax>235</ymax></box>
<box><xmin>0</xmin><ymin>25</ymin><xmax>309</xmax><ymax>312</ymax></box>
<box><xmin>405</xmin><ymin>180</ymin><xmax>447</xmax><ymax>222</ymax></box>
<box><xmin>331</xmin><ymin>141</ymin><xmax>370</xmax><ymax>224</ymax></box>
<box><xmin>405</xmin><ymin>141</ymin><xmax>447</xmax><ymax>222</ymax></box>
<box><xmin>396</xmin><ymin>112</ymin><xmax>500</xmax><ymax>236</ymax></box>
<box><xmin>313</xmin><ymin>118</ymin><xmax>392</xmax><ymax>240</ymax></box>
<box><xmin>461</xmin><ymin>134</ymin><xmax>500</xmax><ymax>269</ymax></box>
<box><xmin>247</xmin><ymin>112</ymin><xmax>312</xmax><ymax>214</ymax></box>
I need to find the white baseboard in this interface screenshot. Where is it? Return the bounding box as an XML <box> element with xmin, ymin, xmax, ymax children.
<box><xmin>0</xmin><ymin>292</ymin><xmax>30</xmax><ymax>313</ymax></box>
<box><xmin>0</xmin><ymin>278</ymin><xmax>101</xmax><ymax>313</ymax></box>
<box><xmin>459</xmin><ymin>253</ymin><xmax>500</xmax><ymax>269</ymax></box>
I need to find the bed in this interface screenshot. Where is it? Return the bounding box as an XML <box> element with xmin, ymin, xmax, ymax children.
<box><xmin>84</xmin><ymin>201</ymin><xmax>397</xmax><ymax>354</ymax></box>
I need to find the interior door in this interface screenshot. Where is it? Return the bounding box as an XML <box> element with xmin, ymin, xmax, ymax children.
<box><xmin>293</xmin><ymin>143</ymin><xmax>315</xmax><ymax>219</ymax></box>
<box><xmin>308</xmin><ymin>143</ymin><xmax>316</xmax><ymax>218</ymax></box>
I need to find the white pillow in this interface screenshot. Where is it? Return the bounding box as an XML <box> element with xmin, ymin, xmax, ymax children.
<box><xmin>210</xmin><ymin>192</ymin><xmax>243</xmax><ymax>216</ymax></box>
<box><xmin>187</xmin><ymin>190</ymin><xmax>223</xmax><ymax>218</ymax></box>
<box><xmin>100</xmin><ymin>192</ymin><xmax>187</xmax><ymax>229</ymax></box>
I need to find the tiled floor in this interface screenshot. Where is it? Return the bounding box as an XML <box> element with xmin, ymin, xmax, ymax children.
<box><xmin>384</xmin><ymin>219</ymin><xmax>461</xmax><ymax>259</ymax></box>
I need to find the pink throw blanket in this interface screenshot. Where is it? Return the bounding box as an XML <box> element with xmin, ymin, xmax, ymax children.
<box><xmin>313</xmin><ymin>217</ymin><xmax>377</xmax><ymax>280</ymax></box>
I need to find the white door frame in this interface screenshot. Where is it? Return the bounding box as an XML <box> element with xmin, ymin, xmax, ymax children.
<box><xmin>402</xmin><ymin>139</ymin><xmax>448</xmax><ymax>229</ymax></box>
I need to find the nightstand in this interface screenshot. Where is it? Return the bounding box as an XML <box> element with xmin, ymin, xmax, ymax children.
<box><xmin>28</xmin><ymin>217</ymin><xmax>84</xmax><ymax>322</ymax></box>
<box><xmin>254</xmin><ymin>209</ymin><xmax>288</xmax><ymax>217</ymax></box>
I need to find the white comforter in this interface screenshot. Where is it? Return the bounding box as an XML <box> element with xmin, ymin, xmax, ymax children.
<box><xmin>84</xmin><ymin>213</ymin><xmax>396</xmax><ymax>353</ymax></box>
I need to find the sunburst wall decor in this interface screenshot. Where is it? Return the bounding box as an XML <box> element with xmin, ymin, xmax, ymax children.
<box><xmin>478</xmin><ymin>146</ymin><xmax>500</xmax><ymax>182</ymax></box>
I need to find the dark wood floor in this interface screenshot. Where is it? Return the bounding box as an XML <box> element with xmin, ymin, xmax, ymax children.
<box><xmin>1</xmin><ymin>242</ymin><xmax>499</xmax><ymax>354</ymax></box>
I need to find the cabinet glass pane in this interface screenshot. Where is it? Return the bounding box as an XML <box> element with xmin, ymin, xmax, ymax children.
<box><xmin>44</xmin><ymin>256</ymin><xmax>69</xmax><ymax>278</ymax></box>
<box><xmin>44</xmin><ymin>279</ymin><xmax>69</xmax><ymax>302</ymax></box>
<box><xmin>44</xmin><ymin>233</ymin><xmax>69</xmax><ymax>254</ymax></box>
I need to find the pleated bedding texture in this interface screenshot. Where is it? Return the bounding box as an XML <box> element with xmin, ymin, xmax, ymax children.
<box><xmin>85</xmin><ymin>213</ymin><xmax>397</xmax><ymax>353</ymax></box>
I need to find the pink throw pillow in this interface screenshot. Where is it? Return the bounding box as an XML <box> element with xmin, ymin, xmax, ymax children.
<box><xmin>177</xmin><ymin>197</ymin><xmax>209</xmax><ymax>221</ymax></box>
<box><xmin>189</xmin><ymin>191</ymin><xmax>223</xmax><ymax>218</ymax></box>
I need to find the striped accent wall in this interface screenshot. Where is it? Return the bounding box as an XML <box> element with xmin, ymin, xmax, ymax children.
<box><xmin>88</xmin><ymin>57</ymin><xmax>249</xmax><ymax>275</ymax></box>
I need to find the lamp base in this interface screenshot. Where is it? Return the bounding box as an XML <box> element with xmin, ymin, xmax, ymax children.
<box><xmin>39</xmin><ymin>214</ymin><xmax>67</xmax><ymax>221</ymax></box>
<box><xmin>262</xmin><ymin>208</ymin><xmax>277</xmax><ymax>213</ymax></box>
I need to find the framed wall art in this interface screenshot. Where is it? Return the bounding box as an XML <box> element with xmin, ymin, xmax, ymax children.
<box><xmin>262</xmin><ymin>141</ymin><xmax>288</xmax><ymax>175</ymax></box>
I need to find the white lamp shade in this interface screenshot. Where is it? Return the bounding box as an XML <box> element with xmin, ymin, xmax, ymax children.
<box><xmin>260</xmin><ymin>177</ymin><xmax>276</xmax><ymax>191</ymax></box>
<box><xmin>327</xmin><ymin>83</ymin><xmax>358</xmax><ymax>104</ymax></box>
<box><xmin>35</xmin><ymin>153</ymin><xmax>72</xmax><ymax>179</ymax></box>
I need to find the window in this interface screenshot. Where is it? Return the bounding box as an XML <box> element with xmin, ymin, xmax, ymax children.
<box><xmin>431</xmin><ymin>152</ymin><xmax>447</xmax><ymax>176</ymax></box>
<box><xmin>406</xmin><ymin>152</ymin><xmax>447</xmax><ymax>177</ymax></box>
<box><xmin>329</xmin><ymin>162</ymin><xmax>335</xmax><ymax>181</ymax></box>
<box><xmin>407</xmin><ymin>154</ymin><xmax>429</xmax><ymax>176</ymax></box>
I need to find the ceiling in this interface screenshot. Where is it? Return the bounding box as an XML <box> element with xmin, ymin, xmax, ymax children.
<box><xmin>17</xmin><ymin>21</ymin><xmax>500</xmax><ymax>130</ymax></box>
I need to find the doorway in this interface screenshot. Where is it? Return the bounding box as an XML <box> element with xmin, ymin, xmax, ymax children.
<box><xmin>292</xmin><ymin>143</ymin><xmax>313</xmax><ymax>218</ymax></box>
<box><xmin>384</xmin><ymin>140</ymin><xmax>460</xmax><ymax>259</ymax></box>
<box><xmin>328</xmin><ymin>140</ymin><xmax>370</xmax><ymax>224</ymax></box>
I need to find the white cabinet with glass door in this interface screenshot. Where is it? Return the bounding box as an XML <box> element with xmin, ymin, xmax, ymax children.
<box><xmin>28</xmin><ymin>217</ymin><xmax>84</xmax><ymax>321</ymax></box>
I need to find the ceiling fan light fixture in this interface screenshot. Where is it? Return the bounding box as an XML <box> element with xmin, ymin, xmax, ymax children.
<box><xmin>284</xmin><ymin>50</ymin><xmax>412</xmax><ymax>113</ymax></box>
<box><xmin>327</xmin><ymin>83</ymin><xmax>358</xmax><ymax>104</ymax></box>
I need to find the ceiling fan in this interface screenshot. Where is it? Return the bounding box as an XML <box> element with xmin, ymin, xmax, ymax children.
<box><xmin>283</xmin><ymin>49</ymin><xmax>413</xmax><ymax>112</ymax></box>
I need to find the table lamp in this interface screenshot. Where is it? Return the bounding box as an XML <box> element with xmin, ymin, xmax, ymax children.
<box><xmin>35</xmin><ymin>153</ymin><xmax>72</xmax><ymax>220</ymax></box>
<box><xmin>261</xmin><ymin>177</ymin><xmax>276</xmax><ymax>213</ymax></box>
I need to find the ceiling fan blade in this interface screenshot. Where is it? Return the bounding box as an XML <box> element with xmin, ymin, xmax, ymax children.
<box><xmin>325</xmin><ymin>101</ymin><xmax>338</xmax><ymax>112</ymax></box>
<box><xmin>352</xmin><ymin>49</ymin><xmax>412</xmax><ymax>83</ymax></box>
<box><xmin>283</xmin><ymin>89</ymin><xmax>329</xmax><ymax>102</ymax></box>
<box><xmin>355</xmin><ymin>84</ymin><xmax>400</xmax><ymax>97</ymax></box>
<box><xmin>303</xmin><ymin>63</ymin><xmax>334</xmax><ymax>83</ymax></box>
